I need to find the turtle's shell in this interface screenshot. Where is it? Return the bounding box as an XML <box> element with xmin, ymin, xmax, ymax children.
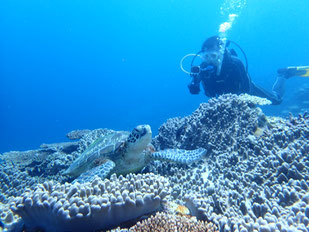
<box><xmin>64</xmin><ymin>130</ymin><xmax>130</xmax><ymax>177</ymax></box>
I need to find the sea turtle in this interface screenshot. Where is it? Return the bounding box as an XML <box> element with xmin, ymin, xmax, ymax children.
<box><xmin>64</xmin><ymin>125</ymin><xmax>206</xmax><ymax>183</ymax></box>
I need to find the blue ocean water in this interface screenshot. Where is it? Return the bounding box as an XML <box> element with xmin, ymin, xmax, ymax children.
<box><xmin>0</xmin><ymin>0</ymin><xmax>308</xmax><ymax>153</ymax></box>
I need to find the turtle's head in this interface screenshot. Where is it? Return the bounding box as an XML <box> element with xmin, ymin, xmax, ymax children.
<box><xmin>126</xmin><ymin>124</ymin><xmax>152</xmax><ymax>153</ymax></box>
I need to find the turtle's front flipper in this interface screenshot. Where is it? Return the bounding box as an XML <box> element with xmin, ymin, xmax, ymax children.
<box><xmin>151</xmin><ymin>148</ymin><xmax>207</xmax><ymax>165</ymax></box>
<box><xmin>73</xmin><ymin>160</ymin><xmax>115</xmax><ymax>183</ymax></box>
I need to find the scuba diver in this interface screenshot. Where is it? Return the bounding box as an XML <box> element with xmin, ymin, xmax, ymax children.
<box><xmin>185</xmin><ymin>36</ymin><xmax>309</xmax><ymax>105</ymax></box>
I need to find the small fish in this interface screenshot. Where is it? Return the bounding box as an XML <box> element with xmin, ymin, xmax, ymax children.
<box><xmin>164</xmin><ymin>202</ymin><xmax>190</xmax><ymax>216</ymax></box>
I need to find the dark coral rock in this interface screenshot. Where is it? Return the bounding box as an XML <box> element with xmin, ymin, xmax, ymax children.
<box><xmin>153</xmin><ymin>94</ymin><xmax>264</xmax><ymax>155</ymax></box>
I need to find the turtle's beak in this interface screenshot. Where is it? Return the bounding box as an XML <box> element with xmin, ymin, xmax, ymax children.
<box><xmin>140</xmin><ymin>128</ymin><xmax>147</xmax><ymax>136</ymax></box>
<box><xmin>141</xmin><ymin>126</ymin><xmax>151</xmax><ymax>137</ymax></box>
<box><xmin>142</xmin><ymin>124</ymin><xmax>152</xmax><ymax>137</ymax></box>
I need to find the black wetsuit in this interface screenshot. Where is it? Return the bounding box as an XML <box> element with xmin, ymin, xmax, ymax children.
<box><xmin>188</xmin><ymin>51</ymin><xmax>282</xmax><ymax>104</ymax></box>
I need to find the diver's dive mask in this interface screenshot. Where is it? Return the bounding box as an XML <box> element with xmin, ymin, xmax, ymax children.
<box><xmin>202</xmin><ymin>50</ymin><xmax>221</xmax><ymax>67</ymax></box>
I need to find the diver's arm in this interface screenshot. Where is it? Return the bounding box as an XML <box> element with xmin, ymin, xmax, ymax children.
<box><xmin>231</xmin><ymin>56</ymin><xmax>251</xmax><ymax>93</ymax></box>
<box><xmin>251</xmin><ymin>82</ymin><xmax>282</xmax><ymax>105</ymax></box>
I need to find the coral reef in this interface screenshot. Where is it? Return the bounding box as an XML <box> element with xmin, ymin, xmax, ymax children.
<box><xmin>237</xmin><ymin>94</ymin><xmax>272</xmax><ymax>106</ymax></box>
<box><xmin>127</xmin><ymin>212</ymin><xmax>218</xmax><ymax>232</ymax></box>
<box><xmin>2</xmin><ymin>94</ymin><xmax>309</xmax><ymax>231</ymax></box>
<box><xmin>0</xmin><ymin>161</ymin><xmax>39</xmax><ymax>204</ymax></box>
<box><xmin>147</xmin><ymin>94</ymin><xmax>309</xmax><ymax>231</ymax></box>
<box><xmin>152</xmin><ymin>94</ymin><xmax>268</xmax><ymax>157</ymax></box>
<box><xmin>66</xmin><ymin>129</ymin><xmax>91</xmax><ymax>140</ymax></box>
<box><xmin>0</xmin><ymin>129</ymin><xmax>115</xmax><ymax>185</ymax></box>
<box><xmin>1</xmin><ymin>143</ymin><xmax>78</xmax><ymax>183</ymax></box>
<box><xmin>10</xmin><ymin>173</ymin><xmax>169</xmax><ymax>232</ymax></box>
<box><xmin>0</xmin><ymin>202</ymin><xmax>23</xmax><ymax>232</ymax></box>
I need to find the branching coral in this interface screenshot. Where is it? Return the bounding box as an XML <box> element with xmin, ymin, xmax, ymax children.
<box><xmin>128</xmin><ymin>212</ymin><xmax>218</xmax><ymax>232</ymax></box>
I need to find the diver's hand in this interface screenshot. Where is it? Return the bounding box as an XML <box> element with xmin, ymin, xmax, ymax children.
<box><xmin>190</xmin><ymin>66</ymin><xmax>200</xmax><ymax>77</ymax></box>
<box><xmin>188</xmin><ymin>82</ymin><xmax>200</xmax><ymax>94</ymax></box>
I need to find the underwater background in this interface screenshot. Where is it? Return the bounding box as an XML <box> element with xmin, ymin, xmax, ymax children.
<box><xmin>0</xmin><ymin>0</ymin><xmax>308</xmax><ymax>153</ymax></box>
